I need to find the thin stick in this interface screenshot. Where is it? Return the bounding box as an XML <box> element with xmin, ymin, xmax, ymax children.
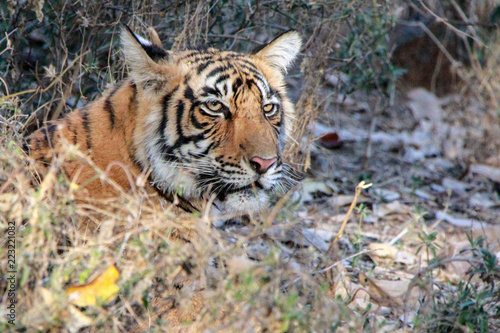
<box><xmin>328</xmin><ymin>181</ymin><xmax>372</xmax><ymax>255</ymax></box>
<box><xmin>0</xmin><ymin>52</ymin><xmax>87</xmax><ymax>103</ymax></box>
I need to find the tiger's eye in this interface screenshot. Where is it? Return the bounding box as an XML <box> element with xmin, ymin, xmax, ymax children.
<box><xmin>207</xmin><ymin>101</ymin><xmax>222</xmax><ymax>111</ymax></box>
<box><xmin>263</xmin><ymin>104</ymin><xmax>275</xmax><ymax>113</ymax></box>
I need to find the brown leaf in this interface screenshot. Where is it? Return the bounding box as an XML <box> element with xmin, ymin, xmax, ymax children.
<box><xmin>359</xmin><ymin>273</ymin><xmax>418</xmax><ymax>308</ymax></box>
<box><xmin>319</xmin><ymin>132</ymin><xmax>343</xmax><ymax>149</ymax></box>
<box><xmin>367</xmin><ymin>243</ymin><xmax>417</xmax><ymax>266</ymax></box>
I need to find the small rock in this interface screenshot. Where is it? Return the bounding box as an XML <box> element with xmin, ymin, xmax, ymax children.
<box><xmin>430</xmin><ymin>183</ymin><xmax>446</xmax><ymax>193</ymax></box>
<box><xmin>373</xmin><ymin>188</ymin><xmax>400</xmax><ymax>202</ymax></box>
<box><xmin>414</xmin><ymin>189</ymin><xmax>434</xmax><ymax>200</ymax></box>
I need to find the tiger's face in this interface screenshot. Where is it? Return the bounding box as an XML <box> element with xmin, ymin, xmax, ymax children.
<box><xmin>122</xmin><ymin>28</ymin><xmax>301</xmax><ymax>215</ymax></box>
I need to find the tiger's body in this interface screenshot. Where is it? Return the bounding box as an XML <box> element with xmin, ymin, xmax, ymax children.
<box><xmin>25</xmin><ymin>27</ymin><xmax>302</xmax><ymax>220</ymax></box>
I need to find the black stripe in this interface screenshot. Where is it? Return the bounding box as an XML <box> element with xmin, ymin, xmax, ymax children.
<box><xmin>159</xmin><ymin>144</ymin><xmax>178</xmax><ymax>162</ymax></box>
<box><xmin>221</xmin><ymin>53</ymin><xmax>243</xmax><ymax>60</ymax></box>
<box><xmin>266</xmin><ymin>85</ymin><xmax>275</xmax><ymax>100</ymax></box>
<box><xmin>184</xmin><ymin>86</ymin><xmax>196</xmax><ymax>103</ymax></box>
<box><xmin>160</xmin><ymin>90</ymin><xmax>175</xmax><ymax>137</ymax></box>
<box><xmin>81</xmin><ymin>111</ymin><xmax>92</xmax><ymax>151</ymax></box>
<box><xmin>246</xmin><ymin>78</ymin><xmax>256</xmax><ymax>89</ymax></box>
<box><xmin>232</xmin><ymin>78</ymin><xmax>243</xmax><ymax>93</ymax></box>
<box><xmin>175</xmin><ymin>100</ymin><xmax>185</xmax><ymax>140</ymax></box>
<box><xmin>22</xmin><ymin>138</ymin><xmax>31</xmax><ymax>153</ymax></box>
<box><xmin>171</xmin><ymin>132</ymin><xmax>205</xmax><ymax>151</ymax></box>
<box><xmin>41</xmin><ymin>123</ymin><xmax>57</xmax><ymax>146</ymax></box>
<box><xmin>272</xmin><ymin>124</ymin><xmax>280</xmax><ymax>135</ymax></box>
<box><xmin>197</xmin><ymin>61</ymin><xmax>211</xmax><ymax>74</ymax></box>
<box><xmin>207</xmin><ymin>65</ymin><xmax>229</xmax><ymax>79</ymax></box>
<box><xmin>158</xmin><ymin>88</ymin><xmax>180</xmax><ymax>163</ymax></box>
<box><xmin>199</xmin><ymin>140</ymin><xmax>216</xmax><ymax>156</ymax></box>
<box><xmin>251</xmin><ymin>75</ymin><xmax>272</xmax><ymax>100</ymax></box>
<box><xmin>214</xmin><ymin>74</ymin><xmax>230</xmax><ymax>86</ymax></box>
<box><xmin>180</xmin><ymin>50</ymin><xmax>199</xmax><ymax>59</ymax></box>
<box><xmin>238</xmin><ymin>58</ymin><xmax>258</xmax><ymax>69</ymax></box>
<box><xmin>104</xmin><ymin>97</ymin><xmax>115</xmax><ymax>128</ymax></box>
<box><xmin>198</xmin><ymin>108</ymin><xmax>218</xmax><ymax>117</ymax></box>
<box><xmin>127</xmin><ymin>144</ymin><xmax>144</xmax><ymax>173</ymax></box>
<box><xmin>233</xmin><ymin>77</ymin><xmax>243</xmax><ymax>103</ymax></box>
<box><xmin>158</xmin><ymin>89</ymin><xmax>177</xmax><ymax>153</ymax></box>
<box><xmin>67</xmin><ymin>117</ymin><xmax>78</xmax><ymax>145</ymax></box>
<box><xmin>189</xmin><ymin>104</ymin><xmax>208</xmax><ymax>129</ymax></box>
<box><xmin>201</xmin><ymin>86</ymin><xmax>221</xmax><ymax>97</ymax></box>
<box><xmin>221</xmin><ymin>106</ymin><xmax>232</xmax><ymax>120</ymax></box>
<box><xmin>128</xmin><ymin>82</ymin><xmax>138</xmax><ymax>116</ymax></box>
<box><xmin>239</xmin><ymin>63</ymin><xmax>262</xmax><ymax>77</ymax></box>
<box><xmin>150</xmin><ymin>179</ymin><xmax>197</xmax><ymax>213</ymax></box>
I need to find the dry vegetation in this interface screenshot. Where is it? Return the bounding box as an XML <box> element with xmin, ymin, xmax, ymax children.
<box><xmin>1</xmin><ymin>0</ymin><xmax>500</xmax><ymax>332</ymax></box>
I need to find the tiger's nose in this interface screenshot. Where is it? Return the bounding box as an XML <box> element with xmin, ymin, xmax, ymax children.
<box><xmin>249</xmin><ymin>156</ymin><xmax>278</xmax><ymax>174</ymax></box>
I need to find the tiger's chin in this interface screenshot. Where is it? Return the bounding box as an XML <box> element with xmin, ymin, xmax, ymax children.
<box><xmin>211</xmin><ymin>189</ymin><xmax>270</xmax><ymax>227</ymax></box>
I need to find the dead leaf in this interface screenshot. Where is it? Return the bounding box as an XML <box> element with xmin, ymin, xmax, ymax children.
<box><xmin>349</xmin><ymin>283</ymin><xmax>372</xmax><ymax>311</ymax></box>
<box><xmin>438</xmin><ymin>240</ymin><xmax>473</xmax><ymax>284</ymax></box>
<box><xmin>407</xmin><ymin>88</ymin><xmax>443</xmax><ymax>122</ymax></box>
<box><xmin>30</xmin><ymin>0</ymin><xmax>45</xmax><ymax>22</ymax></box>
<box><xmin>368</xmin><ymin>243</ymin><xmax>398</xmax><ymax>259</ymax></box>
<box><xmin>66</xmin><ymin>265</ymin><xmax>120</xmax><ymax>307</ymax></box>
<box><xmin>66</xmin><ymin>305</ymin><xmax>92</xmax><ymax>333</ymax></box>
<box><xmin>330</xmin><ymin>262</ymin><xmax>351</xmax><ymax>300</ymax></box>
<box><xmin>319</xmin><ymin>132</ymin><xmax>343</xmax><ymax>149</ymax></box>
<box><xmin>359</xmin><ymin>273</ymin><xmax>418</xmax><ymax>308</ymax></box>
<box><xmin>374</xmin><ymin>201</ymin><xmax>407</xmax><ymax>217</ymax></box>
<box><xmin>368</xmin><ymin>243</ymin><xmax>417</xmax><ymax>266</ymax></box>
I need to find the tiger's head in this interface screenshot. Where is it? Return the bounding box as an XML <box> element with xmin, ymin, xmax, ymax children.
<box><xmin>121</xmin><ymin>27</ymin><xmax>301</xmax><ymax>215</ymax></box>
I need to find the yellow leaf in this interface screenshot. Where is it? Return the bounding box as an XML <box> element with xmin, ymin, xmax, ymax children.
<box><xmin>66</xmin><ymin>265</ymin><xmax>120</xmax><ymax>307</ymax></box>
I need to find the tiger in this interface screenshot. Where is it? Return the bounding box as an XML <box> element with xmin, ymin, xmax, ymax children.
<box><xmin>24</xmin><ymin>26</ymin><xmax>302</xmax><ymax>222</ymax></box>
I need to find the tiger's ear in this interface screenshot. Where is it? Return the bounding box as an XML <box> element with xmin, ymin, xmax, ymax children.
<box><xmin>253</xmin><ymin>30</ymin><xmax>302</xmax><ymax>73</ymax></box>
<box><xmin>121</xmin><ymin>25</ymin><xmax>169</xmax><ymax>82</ymax></box>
